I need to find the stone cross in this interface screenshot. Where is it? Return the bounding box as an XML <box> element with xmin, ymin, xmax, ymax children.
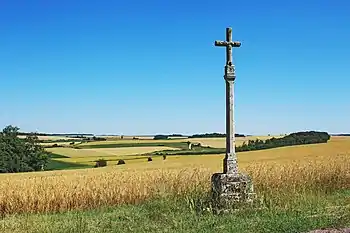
<box><xmin>211</xmin><ymin>27</ymin><xmax>255</xmax><ymax>210</ymax></box>
<box><xmin>214</xmin><ymin>27</ymin><xmax>241</xmax><ymax>175</ymax></box>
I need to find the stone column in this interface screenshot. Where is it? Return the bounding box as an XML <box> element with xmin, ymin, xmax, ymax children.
<box><xmin>211</xmin><ymin>27</ymin><xmax>256</xmax><ymax>210</ymax></box>
<box><xmin>223</xmin><ymin>64</ymin><xmax>238</xmax><ymax>175</ymax></box>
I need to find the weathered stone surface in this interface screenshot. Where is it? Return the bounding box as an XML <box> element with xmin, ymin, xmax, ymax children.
<box><xmin>223</xmin><ymin>157</ymin><xmax>238</xmax><ymax>174</ymax></box>
<box><xmin>212</xmin><ymin>27</ymin><xmax>256</xmax><ymax>211</ymax></box>
<box><xmin>215</xmin><ymin>28</ymin><xmax>240</xmax><ymax>175</ymax></box>
<box><xmin>224</xmin><ymin>65</ymin><xmax>235</xmax><ymax>79</ymax></box>
<box><xmin>211</xmin><ymin>172</ymin><xmax>256</xmax><ymax>208</ymax></box>
<box><xmin>215</xmin><ymin>28</ymin><xmax>241</xmax><ymax>67</ymax></box>
<box><xmin>214</xmin><ymin>40</ymin><xmax>241</xmax><ymax>47</ymax></box>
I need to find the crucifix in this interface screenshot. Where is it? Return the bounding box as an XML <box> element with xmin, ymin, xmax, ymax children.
<box><xmin>214</xmin><ymin>27</ymin><xmax>241</xmax><ymax>174</ymax></box>
<box><xmin>211</xmin><ymin>27</ymin><xmax>255</xmax><ymax>209</ymax></box>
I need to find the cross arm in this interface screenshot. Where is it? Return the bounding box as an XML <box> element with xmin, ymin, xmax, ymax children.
<box><xmin>215</xmin><ymin>41</ymin><xmax>241</xmax><ymax>47</ymax></box>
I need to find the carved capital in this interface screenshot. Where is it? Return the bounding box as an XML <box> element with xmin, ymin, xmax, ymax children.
<box><xmin>224</xmin><ymin>65</ymin><xmax>235</xmax><ymax>81</ymax></box>
<box><xmin>225</xmin><ymin>65</ymin><xmax>235</xmax><ymax>74</ymax></box>
<box><xmin>224</xmin><ymin>74</ymin><xmax>235</xmax><ymax>81</ymax></box>
<box><xmin>225</xmin><ymin>65</ymin><xmax>235</xmax><ymax>73</ymax></box>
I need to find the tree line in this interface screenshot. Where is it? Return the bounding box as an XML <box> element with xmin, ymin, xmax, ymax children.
<box><xmin>150</xmin><ymin>131</ymin><xmax>331</xmax><ymax>156</ymax></box>
<box><xmin>236</xmin><ymin>131</ymin><xmax>330</xmax><ymax>152</ymax></box>
<box><xmin>0</xmin><ymin>125</ymin><xmax>48</xmax><ymax>173</ymax></box>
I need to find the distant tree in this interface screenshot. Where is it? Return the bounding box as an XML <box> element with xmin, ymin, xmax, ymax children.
<box><xmin>169</xmin><ymin>134</ymin><xmax>183</xmax><ymax>137</ymax></box>
<box><xmin>153</xmin><ymin>135</ymin><xmax>168</xmax><ymax>140</ymax></box>
<box><xmin>92</xmin><ymin>136</ymin><xmax>107</xmax><ymax>141</ymax></box>
<box><xmin>94</xmin><ymin>159</ymin><xmax>107</xmax><ymax>168</ymax></box>
<box><xmin>336</xmin><ymin>134</ymin><xmax>350</xmax><ymax>136</ymax></box>
<box><xmin>0</xmin><ymin>125</ymin><xmax>49</xmax><ymax>173</ymax></box>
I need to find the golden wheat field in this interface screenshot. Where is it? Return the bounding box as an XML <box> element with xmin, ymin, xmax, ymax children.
<box><xmin>0</xmin><ymin>136</ymin><xmax>349</xmax><ymax>215</ymax></box>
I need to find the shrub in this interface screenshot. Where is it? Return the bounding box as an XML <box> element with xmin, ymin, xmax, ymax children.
<box><xmin>148</xmin><ymin>157</ymin><xmax>153</xmax><ymax>162</ymax></box>
<box><xmin>92</xmin><ymin>136</ymin><xmax>107</xmax><ymax>141</ymax></box>
<box><xmin>94</xmin><ymin>159</ymin><xmax>107</xmax><ymax>168</ymax></box>
<box><xmin>117</xmin><ymin>160</ymin><xmax>125</xmax><ymax>165</ymax></box>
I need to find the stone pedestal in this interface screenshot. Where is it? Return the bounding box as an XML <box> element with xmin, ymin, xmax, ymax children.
<box><xmin>211</xmin><ymin>172</ymin><xmax>256</xmax><ymax>209</ymax></box>
<box><xmin>213</xmin><ymin>28</ymin><xmax>256</xmax><ymax>212</ymax></box>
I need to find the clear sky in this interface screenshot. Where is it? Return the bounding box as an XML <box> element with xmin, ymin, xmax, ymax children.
<box><xmin>0</xmin><ymin>0</ymin><xmax>349</xmax><ymax>135</ymax></box>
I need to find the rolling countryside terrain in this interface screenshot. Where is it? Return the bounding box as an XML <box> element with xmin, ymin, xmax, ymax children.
<box><xmin>0</xmin><ymin>134</ymin><xmax>349</xmax><ymax>232</ymax></box>
<box><xmin>44</xmin><ymin>135</ymin><xmax>283</xmax><ymax>167</ymax></box>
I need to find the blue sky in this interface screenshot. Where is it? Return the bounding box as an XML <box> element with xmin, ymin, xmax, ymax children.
<box><xmin>0</xmin><ymin>0</ymin><xmax>349</xmax><ymax>135</ymax></box>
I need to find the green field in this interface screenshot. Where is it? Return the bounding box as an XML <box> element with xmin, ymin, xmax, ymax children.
<box><xmin>45</xmin><ymin>136</ymin><xmax>284</xmax><ymax>168</ymax></box>
<box><xmin>1</xmin><ymin>189</ymin><xmax>349</xmax><ymax>233</ymax></box>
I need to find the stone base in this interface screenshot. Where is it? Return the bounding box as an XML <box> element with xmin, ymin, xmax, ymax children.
<box><xmin>211</xmin><ymin>172</ymin><xmax>256</xmax><ymax>210</ymax></box>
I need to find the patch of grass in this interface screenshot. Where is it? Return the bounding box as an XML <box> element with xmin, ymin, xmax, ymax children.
<box><xmin>48</xmin><ymin>153</ymin><xmax>70</xmax><ymax>159</ymax></box>
<box><xmin>46</xmin><ymin>159</ymin><xmax>93</xmax><ymax>171</ymax></box>
<box><xmin>151</xmin><ymin>147</ymin><xmax>225</xmax><ymax>156</ymax></box>
<box><xmin>0</xmin><ymin>190</ymin><xmax>349</xmax><ymax>233</ymax></box>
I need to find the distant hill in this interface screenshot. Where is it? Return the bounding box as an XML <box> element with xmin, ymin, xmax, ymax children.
<box><xmin>331</xmin><ymin>134</ymin><xmax>350</xmax><ymax>136</ymax></box>
<box><xmin>18</xmin><ymin>132</ymin><xmax>94</xmax><ymax>138</ymax></box>
<box><xmin>188</xmin><ymin>133</ymin><xmax>245</xmax><ymax>138</ymax></box>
